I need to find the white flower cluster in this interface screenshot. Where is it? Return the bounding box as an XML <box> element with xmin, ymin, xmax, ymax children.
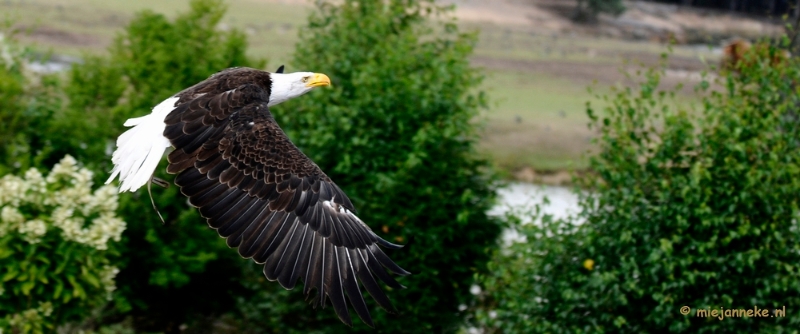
<box><xmin>5</xmin><ymin>301</ymin><xmax>53</xmax><ymax>331</ymax></box>
<box><xmin>17</xmin><ymin>219</ymin><xmax>46</xmax><ymax>244</ymax></box>
<box><xmin>0</xmin><ymin>155</ymin><xmax>126</xmax><ymax>249</ymax></box>
<box><xmin>99</xmin><ymin>265</ymin><xmax>121</xmax><ymax>301</ymax></box>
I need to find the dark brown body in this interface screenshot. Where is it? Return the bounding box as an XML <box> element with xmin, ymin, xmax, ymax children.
<box><xmin>159</xmin><ymin>67</ymin><xmax>408</xmax><ymax>327</ymax></box>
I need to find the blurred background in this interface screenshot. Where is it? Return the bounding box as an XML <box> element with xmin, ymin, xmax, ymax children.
<box><xmin>0</xmin><ymin>0</ymin><xmax>792</xmax><ymax>185</ymax></box>
<box><xmin>1</xmin><ymin>0</ymin><xmax>798</xmax><ymax>333</ymax></box>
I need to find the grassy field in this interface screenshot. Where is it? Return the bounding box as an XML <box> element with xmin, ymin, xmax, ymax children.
<box><xmin>1</xmin><ymin>0</ymin><xmax>309</xmax><ymax>63</ymax></box>
<box><xmin>479</xmin><ymin>69</ymin><xmax>596</xmax><ymax>171</ymax></box>
<box><xmin>1</xmin><ymin>0</ymin><xmax>715</xmax><ymax>176</ymax></box>
<box><xmin>463</xmin><ymin>23</ymin><xmax>713</xmax><ymax>174</ymax></box>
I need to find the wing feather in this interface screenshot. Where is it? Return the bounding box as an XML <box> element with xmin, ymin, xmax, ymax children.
<box><xmin>199</xmin><ymin>187</ymin><xmax>242</xmax><ymax>217</ymax></box>
<box><xmin>254</xmin><ymin>212</ymin><xmax>295</xmax><ymax>262</ymax></box>
<box><xmin>329</xmin><ymin>246</ymin><xmax>351</xmax><ymax>326</ymax></box>
<box><xmin>276</xmin><ymin>222</ymin><xmax>309</xmax><ymax>289</ymax></box>
<box><xmin>355</xmin><ymin>249</ymin><xmax>397</xmax><ymax>313</ymax></box>
<box><xmin>206</xmin><ymin>158</ymin><xmax>231</xmax><ymax>180</ymax></box>
<box><xmin>164</xmin><ymin>79</ymin><xmax>408</xmax><ymax>327</ymax></box>
<box><xmin>264</xmin><ymin>218</ymin><xmax>301</xmax><ymax>281</ymax></box>
<box><xmin>304</xmin><ymin>232</ymin><xmax>323</xmax><ymax>298</ymax></box>
<box><xmin>194</xmin><ymin>154</ymin><xmax>223</xmax><ymax>174</ymax></box>
<box><xmin>343</xmin><ymin>248</ymin><xmax>373</xmax><ymax>326</ymax></box>
<box><xmin>208</xmin><ymin>192</ymin><xmax>250</xmax><ymax>222</ymax></box>
<box><xmin>228</xmin><ymin>209</ymin><xmax>272</xmax><ymax>251</ymax></box>
<box><xmin>217</xmin><ymin>199</ymin><xmax>265</xmax><ymax>237</ymax></box>
<box><xmin>178</xmin><ymin>169</ymin><xmax>216</xmax><ymax>196</ymax></box>
<box><xmin>240</xmin><ymin>210</ymin><xmax>285</xmax><ymax>259</ymax></box>
<box><xmin>189</xmin><ymin>183</ymin><xmax>229</xmax><ymax>207</ymax></box>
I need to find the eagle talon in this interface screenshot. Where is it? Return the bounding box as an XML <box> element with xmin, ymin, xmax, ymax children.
<box><xmin>151</xmin><ymin>176</ymin><xmax>170</xmax><ymax>189</ymax></box>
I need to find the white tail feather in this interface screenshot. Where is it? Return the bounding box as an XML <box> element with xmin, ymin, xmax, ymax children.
<box><xmin>123</xmin><ymin>115</ymin><xmax>149</xmax><ymax>126</ymax></box>
<box><xmin>106</xmin><ymin>97</ymin><xmax>180</xmax><ymax>193</ymax></box>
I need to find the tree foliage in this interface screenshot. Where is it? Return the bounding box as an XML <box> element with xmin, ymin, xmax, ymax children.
<box><xmin>234</xmin><ymin>0</ymin><xmax>503</xmax><ymax>332</ymax></box>
<box><xmin>2</xmin><ymin>0</ymin><xmax>502</xmax><ymax>331</ymax></box>
<box><xmin>575</xmin><ymin>0</ymin><xmax>625</xmax><ymax>22</ymax></box>
<box><xmin>472</xmin><ymin>43</ymin><xmax>800</xmax><ymax>332</ymax></box>
<box><xmin>30</xmin><ymin>0</ymin><xmax>264</xmax><ymax>331</ymax></box>
<box><xmin>0</xmin><ymin>36</ymin><xmax>62</xmax><ymax>177</ymax></box>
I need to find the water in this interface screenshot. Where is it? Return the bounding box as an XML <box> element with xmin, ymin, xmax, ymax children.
<box><xmin>489</xmin><ymin>182</ymin><xmax>581</xmax><ymax>221</ymax></box>
<box><xmin>489</xmin><ymin>182</ymin><xmax>582</xmax><ymax>244</ymax></box>
<box><xmin>26</xmin><ymin>55</ymin><xmax>80</xmax><ymax>74</ymax></box>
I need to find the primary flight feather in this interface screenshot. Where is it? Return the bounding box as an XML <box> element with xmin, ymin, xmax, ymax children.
<box><xmin>105</xmin><ymin>66</ymin><xmax>410</xmax><ymax>327</ymax></box>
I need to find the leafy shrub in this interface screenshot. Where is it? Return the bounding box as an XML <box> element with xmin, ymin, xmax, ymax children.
<box><xmin>0</xmin><ymin>156</ymin><xmax>125</xmax><ymax>333</ymax></box>
<box><xmin>471</xmin><ymin>46</ymin><xmax>800</xmax><ymax>332</ymax></box>
<box><xmin>45</xmin><ymin>0</ymin><xmax>264</xmax><ymax>330</ymax></box>
<box><xmin>235</xmin><ymin>0</ymin><xmax>503</xmax><ymax>332</ymax></box>
<box><xmin>0</xmin><ymin>33</ymin><xmax>63</xmax><ymax>176</ymax></box>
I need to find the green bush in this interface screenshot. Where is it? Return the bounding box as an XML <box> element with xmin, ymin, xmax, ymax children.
<box><xmin>233</xmin><ymin>0</ymin><xmax>503</xmax><ymax>332</ymax></box>
<box><xmin>43</xmin><ymin>0</ymin><xmax>264</xmax><ymax>330</ymax></box>
<box><xmin>0</xmin><ymin>34</ymin><xmax>63</xmax><ymax>176</ymax></box>
<box><xmin>0</xmin><ymin>36</ymin><xmax>26</xmax><ymax>172</ymax></box>
<box><xmin>0</xmin><ymin>156</ymin><xmax>125</xmax><ymax>333</ymax></box>
<box><xmin>472</xmin><ymin>47</ymin><xmax>800</xmax><ymax>332</ymax></box>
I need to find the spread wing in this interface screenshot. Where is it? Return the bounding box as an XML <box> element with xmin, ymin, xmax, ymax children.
<box><xmin>162</xmin><ymin>84</ymin><xmax>409</xmax><ymax>327</ymax></box>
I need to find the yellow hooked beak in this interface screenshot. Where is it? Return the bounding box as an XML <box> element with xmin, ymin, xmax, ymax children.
<box><xmin>306</xmin><ymin>73</ymin><xmax>331</xmax><ymax>88</ymax></box>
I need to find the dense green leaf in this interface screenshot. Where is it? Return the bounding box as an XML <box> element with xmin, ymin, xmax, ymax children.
<box><xmin>472</xmin><ymin>41</ymin><xmax>800</xmax><ymax>333</ymax></box>
<box><xmin>234</xmin><ymin>0</ymin><xmax>502</xmax><ymax>332</ymax></box>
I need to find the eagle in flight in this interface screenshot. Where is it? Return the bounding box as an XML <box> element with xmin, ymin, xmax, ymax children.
<box><xmin>105</xmin><ymin>66</ymin><xmax>409</xmax><ymax>327</ymax></box>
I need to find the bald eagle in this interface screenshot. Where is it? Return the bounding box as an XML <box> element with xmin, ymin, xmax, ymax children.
<box><xmin>105</xmin><ymin>66</ymin><xmax>409</xmax><ymax>327</ymax></box>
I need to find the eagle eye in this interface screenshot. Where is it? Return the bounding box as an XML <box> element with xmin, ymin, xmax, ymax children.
<box><xmin>302</xmin><ymin>76</ymin><xmax>310</xmax><ymax>83</ymax></box>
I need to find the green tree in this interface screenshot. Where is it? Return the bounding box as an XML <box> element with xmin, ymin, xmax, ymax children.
<box><xmin>55</xmin><ymin>0</ymin><xmax>264</xmax><ymax>331</ymax></box>
<box><xmin>575</xmin><ymin>0</ymin><xmax>625</xmax><ymax>22</ymax></box>
<box><xmin>0</xmin><ymin>35</ymin><xmax>62</xmax><ymax>177</ymax></box>
<box><xmin>235</xmin><ymin>0</ymin><xmax>503</xmax><ymax>332</ymax></box>
<box><xmin>472</xmin><ymin>46</ymin><xmax>800</xmax><ymax>332</ymax></box>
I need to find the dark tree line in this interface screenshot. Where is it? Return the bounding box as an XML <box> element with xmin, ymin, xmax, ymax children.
<box><xmin>651</xmin><ymin>0</ymin><xmax>800</xmax><ymax>17</ymax></box>
<box><xmin>575</xmin><ymin>0</ymin><xmax>626</xmax><ymax>21</ymax></box>
<box><xmin>569</xmin><ymin>0</ymin><xmax>799</xmax><ymax>21</ymax></box>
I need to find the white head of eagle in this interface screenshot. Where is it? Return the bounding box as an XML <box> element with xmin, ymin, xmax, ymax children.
<box><xmin>104</xmin><ymin>67</ymin><xmax>409</xmax><ymax>328</ymax></box>
<box><xmin>268</xmin><ymin>72</ymin><xmax>332</xmax><ymax>106</ymax></box>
